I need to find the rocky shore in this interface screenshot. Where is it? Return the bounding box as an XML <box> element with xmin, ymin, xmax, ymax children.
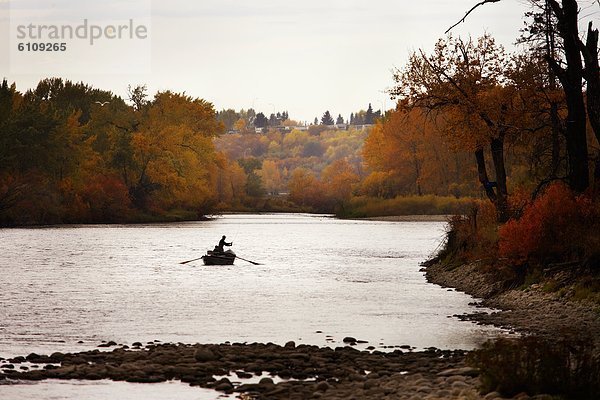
<box><xmin>425</xmin><ymin>261</ymin><xmax>600</xmax><ymax>343</ymax></box>
<box><xmin>0</xmin><ymin>341</ymin><xmax>484</xmax><ymax>399</ymax></box>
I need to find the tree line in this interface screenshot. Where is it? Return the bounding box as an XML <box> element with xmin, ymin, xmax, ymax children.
<box><xmin>0</xmin><ymin>79</ymin><xmax>229</xmax><ymax>225</ymax></box>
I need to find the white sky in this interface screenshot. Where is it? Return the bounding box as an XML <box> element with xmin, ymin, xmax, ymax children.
<box><xmin>0</xmin><ymin>0</ymin><xmax>585</xmax><ymax>122</ymax></box>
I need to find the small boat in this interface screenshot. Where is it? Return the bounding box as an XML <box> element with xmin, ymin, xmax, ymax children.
<box><xmin>201</xmin><ymin>249</ymin><xmax>236</xmax><ymax>265</ymax></box>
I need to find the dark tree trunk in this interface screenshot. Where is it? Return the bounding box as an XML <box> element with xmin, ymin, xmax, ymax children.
<box><xmin>550</xmin><ymin>102</ymin><xmax>562</xmax><ymax>176</ymax></box>
<box><xmin>410</xmin><ymin>143</ymin><xmax>422</xmax><ymax>196</ymax></box>
<box><xmin>545</xmin><ymin>1</ymin><xmax>563</xmax><ymax>178</ymax></box>
<box><xmin>548</xmin><ymin>0</ymin><xmax>590</xmax><ymax>192</ymax></box>
<box><xmin>490</xmin><ymin>136</ymin><xmax>509</xmax><ymax>222</ymax></box>
<box><xmin>580</xmin><ymin>22</ymin><xmax>600</xmax><ymax>145</ymax></box>
<box><xmin>475</xmin><ymin>139</ymin><xmax>509</xmax><ymax>223</ymax></box>
<box><xmin>475</xmin><ymin>148</ymin><xmax>496</xmax><ymax>202</ymax></box>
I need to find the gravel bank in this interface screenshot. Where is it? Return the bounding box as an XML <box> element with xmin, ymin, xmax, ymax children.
<box><xmin>425</xmin><ymin>261</ymin><xmax>600</xmax><ymax>343</ymax></box>
<box><xmin>1</xmin><ymin>342</ymin><xmax>483</xmax><ymax>399</ymax></box>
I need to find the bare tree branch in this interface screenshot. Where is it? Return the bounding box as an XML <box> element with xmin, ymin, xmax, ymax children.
<box><xmin>445</xmin><ymin>0</ymin><xmax>502</xmax><ymax>34</ymax></box>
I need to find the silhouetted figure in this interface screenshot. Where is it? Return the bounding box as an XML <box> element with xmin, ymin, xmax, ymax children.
<box><xmin>215</xmin><ymin>235</ymin><xmax>232</xmax><ymax>253</ymax></box>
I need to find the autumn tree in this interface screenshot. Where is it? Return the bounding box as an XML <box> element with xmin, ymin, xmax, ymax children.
<box><xmin>259</xmin><ymin>160</ymin><xmax>283</xmax><ymax>195</ymax></box>
<box><xmin>391</xmin><ymin>34</ymin><xmax>517</xmax><ymax>222</ymax></box>
<box><xmin>449</xmin><ymin>0</ymin><xmax>600</xmax><ymax>192</ymax></box>
<box><xmin>288</xmin><ymin>168</ymin><xmax>325</xmax><ymax>209</ymax></box>
<box><xmin>363</xmin><ymin>107</ymin><xmax>476</xmax><ymax>198</ymax></box>
<box><xmin>321</xmin><ymin>158</ymin><xmax>360</xmax><ymax>213</ymax></box>
<box><xmin>127</xmin><ymin>91</ymin><xmax>223</xmax><ymax>212</ymax></box>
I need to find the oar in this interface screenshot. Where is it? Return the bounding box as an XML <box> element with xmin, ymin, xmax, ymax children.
<box><xmin>236</xmin><ymin>256</ymin><xmax>261</xmax><ymax>265</ymax></box>
<box><xmin>180</xmin><ymin>256</ymin><xmax>204</xmax><ymax>265</ymax></box>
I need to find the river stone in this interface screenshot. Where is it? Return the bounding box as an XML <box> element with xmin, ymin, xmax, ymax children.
<box><xmin>451</xmin><ymin>380</ymin><xmax>470</xmax><ymax>389</ymax></box>
<box><xmin>285</xmin><ymin>341</ymin><xmax>296</xmax><ymax>348</ymax></box>
<box><xmin>214</xmin><ymin>377</ymin><xmax>233</xmax><ymax>391</ymax></box>
<box><xmin>194</xmin><ymin>347</ymin><xmax>218</xmax><ymax>362</ymax></box>
<box><xmin>236</xmin><ymin>371</ymin><xmax>253</xmax><ymax>379</ymax></box>
<box><xmin>415</xmin><ymin>385</ymin><xmax>432</xmax><ymax>393</ymax></box>
<box><xmin>259</xmin><ymin>377</ymin><xmax>274</xmax><ymax>386</ymax></box>
<box><xmin>49</xmin><ymin>352</ymin><xmax>66</xmax><ymax>362</ymax></box>
<box><xmin>437</xmin><ymin>367</ymin><xmax>479</xmax><ymax>377</ymax></box>
<box><xmin>446</xmin><ymin>375</ymin><xmax>466</xmax><ymax>384</ymax></box>
<box><xmin>316</xmin><ymin>381</ymin><xmax>330</xmax><ymax>392</ymax></box>
<box><xmin>363</xmin><ymin>379</ymin><xmax>378</xmax><ymax>389</ymax></box>
<box><xmin>483</xmin><ymin>392</ymin><xmax>502</xmax><ymax>399</ymax></box>
<box><xmin>343</xmin><ymin>337</ymin><xmax>357</xmax><ymax>344</ymax></box>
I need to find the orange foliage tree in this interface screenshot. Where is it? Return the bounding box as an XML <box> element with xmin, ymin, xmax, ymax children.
<box><xmin>362</xmin><ymin>107</ymin><xmax>477</xmax><ymax>198</ymax></box>
<box><xmin>391</xmin><ymin>34</ymin><xmax>522</xmax><ymax>222</ymax></box>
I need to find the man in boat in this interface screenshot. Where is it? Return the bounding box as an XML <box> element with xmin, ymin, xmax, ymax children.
<box><xmin>215</xmin><ymin>235</ymin><xmax>232</xmax><ymax>253</ymax></box>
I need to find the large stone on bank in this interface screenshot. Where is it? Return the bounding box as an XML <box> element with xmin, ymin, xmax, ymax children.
<box><xmin>214</xmin><ymin>377</ymin><xmax>233</xmax><ymax>391</ymax></box>
<box><xmin>49</xmin><ymin>352</ymin><xmax>66</xmax><ymax>362</ymax></box>
<box><xmin>194</xmin><ymin>347</ymin><xmax>218</xmax><ymax>362</ymax></box>
<box><xmin>25</xmin><ymin>353</ymin><xmax>41</xmax><ymax>361</ymax></box>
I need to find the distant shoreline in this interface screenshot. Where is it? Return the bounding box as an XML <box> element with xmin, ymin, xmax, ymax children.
<box><xmin>354</xmin><ymin>215</ymin><xmax>452</xmax><ymax>222</ymax></box>
<box><xmin>0</xmin><ymin>212</ymin><xmax>455</xmax><ymax>228</ymax></box>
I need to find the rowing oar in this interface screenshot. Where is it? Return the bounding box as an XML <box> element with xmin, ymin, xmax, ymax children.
<box><xmin>180</xmin><ymin>256</ymin><xmax>203</xmax><ymax>264</ymax></box>
<box><xmin>236</xmin><ymin>256</ymin><xmax>261</xmax><ymax>265</ymax></box>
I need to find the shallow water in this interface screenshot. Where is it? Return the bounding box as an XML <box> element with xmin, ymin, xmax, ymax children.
<box><xmin>0</xmin><ymin>214</ymin><xmax>502</xmax><ymax>397</ymax></box>
<box><xmin>0</xmin><ymin>379</ymin><xmax>224</xmax><ymax>400</ymax></box>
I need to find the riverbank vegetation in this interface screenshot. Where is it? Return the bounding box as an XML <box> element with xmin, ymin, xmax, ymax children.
<box><xmin>406</xmin><ymin>0</ymin><xmax>600</xmax><ymax>278</ymax></box>
<box><xmin>415</xmin><ymin>1</ymin><xmax>600</xmax><ymax>397</ymax></box>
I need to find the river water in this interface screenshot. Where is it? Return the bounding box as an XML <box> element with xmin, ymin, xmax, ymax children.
<box><xmin>0</xmin><ymin>214</ymin><xmax>502</xmax><ymax>398</ymax></box>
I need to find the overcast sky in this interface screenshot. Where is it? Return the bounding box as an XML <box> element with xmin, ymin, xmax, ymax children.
<box><xmin>0</xmin><ymin>0</ymin><xmax>573</xmax><ymax>122</ymax></box>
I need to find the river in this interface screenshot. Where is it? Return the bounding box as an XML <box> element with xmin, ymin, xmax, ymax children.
<box><xmin>0</xmin><ymin>214</ymin><xmax>503</xmax><ymax>398</ymax></box>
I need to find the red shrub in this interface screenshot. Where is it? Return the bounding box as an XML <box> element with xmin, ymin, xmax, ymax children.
<box><xmin>499</xmin><ymin>183</ymin><xmax>597</xmax><ymax>263</ymax></box>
